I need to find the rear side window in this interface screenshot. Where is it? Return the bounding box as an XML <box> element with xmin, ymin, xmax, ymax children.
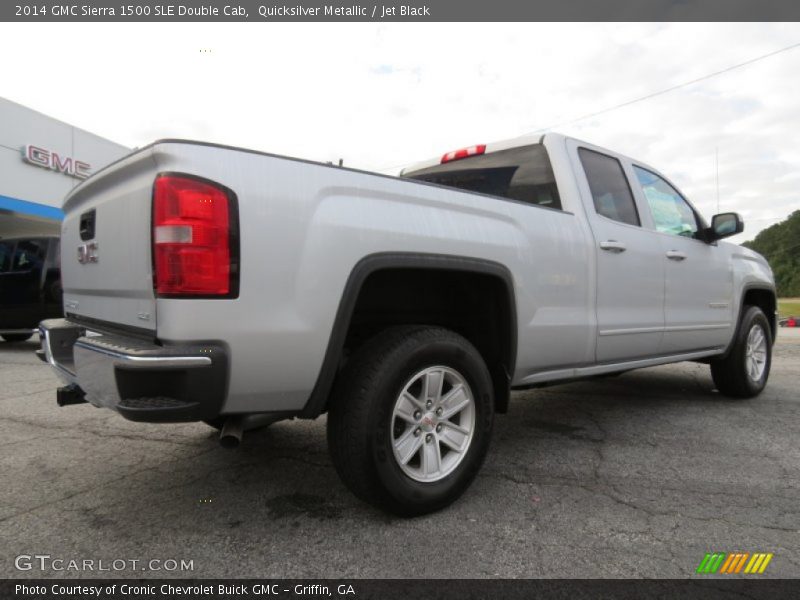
<box><xmin>404</xmin><ymin>145</ymin><xmax>562</xmax><ymax>210</ymax></box>
<box><xmin>579</xmin><ymin>148</ymin><xmax>640</xmax><ymax>226</ymax></box>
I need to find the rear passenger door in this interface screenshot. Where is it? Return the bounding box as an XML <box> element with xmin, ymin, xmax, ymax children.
<box><xmin>571</xmin><ymin>143</ymin><xmax>665</xmax><ymax>363</ymax></box>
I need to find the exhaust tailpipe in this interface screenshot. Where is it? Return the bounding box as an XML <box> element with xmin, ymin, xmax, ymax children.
<box><xmin>57</xmin><ymin>384</ymin><xmax>87</xmax><ymax>407</ymax></box>
<box><xmin>219</xmin><ymin>416</ymin><xmax>244</xmax><ymax>449</ymax></box>
<box><xmin>218</xmin><ymin>414</ymin><xmax>285</xmax><ymax>449</ymax></box>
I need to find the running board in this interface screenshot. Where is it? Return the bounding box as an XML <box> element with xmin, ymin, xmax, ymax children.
<box><xmin>515</xmin><ymin>348</ymin><xmax>724</xmax><ymax>387</ymax></box>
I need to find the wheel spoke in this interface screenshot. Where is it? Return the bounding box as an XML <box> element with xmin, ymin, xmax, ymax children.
<box><xmin>440</xmin><ymin>385</ymin><xmax>469</xmax><ymax>419</ymax></box>
<box><xmin>421</xmin><ymin>438</ymin><xmax>442</xmax><ymax>476</ymax></box>
<box><xmin>402</xmin><ymin>391</ymin><xmax>425</xmax><ymax>411</ymax></box>
<box><xmin>439</xmin><ymin>423</ymin><xmax>469</xmax><ymax>453</ymax></box>
<box><xmin>394</xmin><ymin>429</ymin><xmax>423</xmax><ymax>465</ymax></box>
<box><xmin>394</xmin><ymin>393</ymin><xmax>419</xmax><ymax>424</ymax></box>
<box><xmin>424</xmin><ymin>369</ymin><xmax>444</xmax><ymax>403</ymax></box>
<box><xmin>442</xmin><ymin>420</ymin><xmax>469</xmax><ymax>435</ymax></box>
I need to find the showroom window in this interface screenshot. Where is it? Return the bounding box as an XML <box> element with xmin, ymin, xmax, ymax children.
<box><xmin>12</xmin><ymin>239</ymin><xmax>47</xmax><ymax>271</ymax></box>
<box><xmin>0</xmin><ymin>241</ymin><xmax>13</xmax><ymax>273</ymax></box>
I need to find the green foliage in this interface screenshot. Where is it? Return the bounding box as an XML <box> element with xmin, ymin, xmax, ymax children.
<box><xmin>742</xmin><ymin>210</ymin><xmax>800</xmax><ymax>297</ymax></box>
<box><xmin>778</xmin><ymin>299</ymin><xmax>800</xmax><ymax>317</ymax></box>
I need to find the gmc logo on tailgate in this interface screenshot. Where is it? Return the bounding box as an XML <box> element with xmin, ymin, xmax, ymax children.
<box><xmin>77</xmin><ymin>242</ymin><xmax>99</xmax><ymax>264</ymax></box>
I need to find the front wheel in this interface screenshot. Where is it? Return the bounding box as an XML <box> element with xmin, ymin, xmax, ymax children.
<box><xmin>711</xmin><ymin>306</ymin><xmax>772</xmax><ymax>398</ymax></box>
<box><xmin>327</xmin><ymin>326</ymin><xmax>494</xmax><ymax>516</ymax></box>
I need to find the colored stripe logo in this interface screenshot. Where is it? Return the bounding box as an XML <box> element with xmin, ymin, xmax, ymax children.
<box><xmin>696</xmin><ymin>552</ymin><xmax>773</xmax><ymax>574</ymax></box>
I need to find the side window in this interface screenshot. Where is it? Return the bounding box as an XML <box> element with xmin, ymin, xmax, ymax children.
<box><xmin>0</xmin><ymin>242</ymin><xmax>13</xmax><ymax>273</ymax></box>
<box><xmin>633</xmin><ymin>166</ymin><xmax>699</xmax><ymax>238</ymax></box>
<box><xmin>578</xmin><ymin>148</ymin><xmax>640</xmax><ymax>226</ymax></box>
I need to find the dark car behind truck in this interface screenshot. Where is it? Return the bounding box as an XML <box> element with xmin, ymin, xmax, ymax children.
<box><xmin>0</xmin><ymin>236</ymin><xmax>62</xmax><ymax>342</ymax></box>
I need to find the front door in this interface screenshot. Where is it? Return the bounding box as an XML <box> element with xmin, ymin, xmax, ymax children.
<box><xmin>630</xmin><ymin>166</ymin><xmax>734</xmax><ymax>353</ymax></box>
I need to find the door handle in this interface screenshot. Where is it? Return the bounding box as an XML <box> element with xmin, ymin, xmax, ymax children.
<box><xmin>666</xmin><ymin>250</ymin><xmax>687</xmax><ymax>261</ymax></box>
<box><xmin>599</xmin><ymin>240</ymin><xmax>627</xmax><ymax>253</ymax></box>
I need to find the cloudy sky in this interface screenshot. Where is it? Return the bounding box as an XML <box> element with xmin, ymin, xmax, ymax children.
<box><xmin>1</xmin><ymin>22</ymin><xmax>798</xmax><ymax>241</ymax></box>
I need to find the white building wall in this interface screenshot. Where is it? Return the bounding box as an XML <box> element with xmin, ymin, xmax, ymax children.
<box><xmin>0</xmin><ymin>97</ymin><xmax>130</xmax><ymax>238</ymax></box>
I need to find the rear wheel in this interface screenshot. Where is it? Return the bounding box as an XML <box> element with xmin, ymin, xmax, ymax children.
<box><xmin>327</xmin><ymin>325</ymin><xmax>494</xmax><ymax>516</ymax></box>
<box><xmin>711</xmin><ymin>306</ymin><xmax>772</xmax><ymax>398</ymax></box>
<box><xmin>2</xmin><ymin>334</ymin><xmax>33</xmax><ymax>343</ymax></box>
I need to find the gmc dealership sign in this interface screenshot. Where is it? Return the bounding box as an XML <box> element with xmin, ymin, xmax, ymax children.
<box><xmin>23</xmin><ymin>144</ymin><xmax>91</xmax><ymax>179</ymax></box>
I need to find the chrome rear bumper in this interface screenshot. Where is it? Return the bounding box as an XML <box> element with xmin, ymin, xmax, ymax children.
<box><xmin>38</xmin><ymin>318</ymin><xmax>228</xmax><ymax>422</ymax></box>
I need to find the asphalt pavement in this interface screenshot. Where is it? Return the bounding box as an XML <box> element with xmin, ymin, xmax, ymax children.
<box><xmin>1</xmin><ymin>330</ymin><xmax>798</xmax><ymax>578</ymax></box>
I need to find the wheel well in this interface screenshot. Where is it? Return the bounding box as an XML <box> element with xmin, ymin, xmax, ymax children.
<box><xmin>742</xmin><ymin>288</ymin><xmax>777</xmax><ymax>341</ymax></box>
<box><xmin>340</xmin><ymin>268</ymin><xmax>515</xmax><ymax>413</ymax></box>
<box><xmin>298</xmin><ymin>254</ymin><xmax>518</xmax><ymax>419</ymax></box>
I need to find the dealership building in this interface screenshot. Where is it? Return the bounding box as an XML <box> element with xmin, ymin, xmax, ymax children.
<box><xmin>0</xmin><ymin>97</ymin><xmax>130</xmax><ymax>239</ymax></box>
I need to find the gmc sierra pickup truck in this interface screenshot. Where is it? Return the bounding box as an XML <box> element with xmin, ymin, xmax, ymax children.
<box><xmin>38</xmin><ymin>133</ymin><xmax>776</xmax><ymax>515</ymax></box>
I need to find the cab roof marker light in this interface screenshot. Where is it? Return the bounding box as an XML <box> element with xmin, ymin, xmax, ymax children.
<box><xmin>441</xmin><ymin>144</ymin><xmax>487</xmax><ymax>164</ymax></box>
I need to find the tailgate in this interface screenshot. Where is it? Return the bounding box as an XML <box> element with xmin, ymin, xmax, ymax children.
<box><xmin>61</xmin><ymin>148</ymin><xmax>158</xmax><ymax>332</ymax></box>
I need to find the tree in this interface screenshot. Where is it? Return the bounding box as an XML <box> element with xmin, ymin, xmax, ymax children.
<box><xmin>742</xmin><ymin>210</ymin><xmax>800</xmax><ymax>297</ymax></box>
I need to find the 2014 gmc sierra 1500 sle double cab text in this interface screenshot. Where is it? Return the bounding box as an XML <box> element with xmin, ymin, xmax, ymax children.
<box><xmin>38</xmin><ymin>133</ymin><xmax>776</xmax><ymax>515</ymax></box>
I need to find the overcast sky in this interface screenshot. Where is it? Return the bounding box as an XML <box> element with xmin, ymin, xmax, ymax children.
<box><xmin>1</xmin><ymin>22</ymin><xmax>798</xmax><ymax>242</ymax></box>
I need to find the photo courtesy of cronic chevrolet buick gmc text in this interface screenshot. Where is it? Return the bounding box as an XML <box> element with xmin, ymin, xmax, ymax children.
<box><xmin>37</xmin><ymin>133</ymin><xmax>776</xmax><ymax>515</ymax></box>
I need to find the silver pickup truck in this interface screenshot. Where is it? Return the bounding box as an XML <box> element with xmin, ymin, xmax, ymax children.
<box><xmin>39</xmin><ymin>133</ymin><xmax>776</xmax><ymax>515</ymax></box>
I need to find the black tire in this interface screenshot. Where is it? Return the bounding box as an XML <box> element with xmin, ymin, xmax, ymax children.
<box><xmin>2</xmin><ymin>334</ymin><xmax>33</xmax><ymax>343</ymax></box>
<box><xmin>327</xmin><ymin>325</ymin><xmax>494</xmax><ymax>516</ymax></box>
<box><xmin>711</xmin><ymin>306</ymin><xmax>772</xmax><ymax>398</ymax></box>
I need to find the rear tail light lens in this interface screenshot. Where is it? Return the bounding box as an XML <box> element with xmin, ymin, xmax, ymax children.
<box><xmin>441</xmin><ymin>144</ymin><xmax>486</xmax><ymax>164</ymax></box>
<box><xmin>152</xmin><ymin>174</ymin><xmax>238</xmax><ymax>297</ymax></box>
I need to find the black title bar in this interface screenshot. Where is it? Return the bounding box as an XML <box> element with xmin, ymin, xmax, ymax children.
<box><xmin>4</xmin><ymin>579</ymin><xmax>800</xmax><ymax>600</ymax></box>
<box><xmin>4</xmin><ymin>0</ymin><xmax>800</xmax><ymax>22</ymax></box>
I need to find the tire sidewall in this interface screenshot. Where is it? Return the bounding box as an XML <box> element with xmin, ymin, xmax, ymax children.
<box><xmin>368</xmin><ymin>336</ymin><xmax>494</xmax><ymax>513</ymax></box>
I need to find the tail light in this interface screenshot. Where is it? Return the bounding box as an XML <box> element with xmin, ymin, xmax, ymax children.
<box><xmin>441</xmin><ymin>144</ymin><xmax>486</xmax><ymax>164</ymax></box>
<box><xmin>152</xmin><ymin>174</ymin><xmax>238</xmax><ymax>297</ymax></box>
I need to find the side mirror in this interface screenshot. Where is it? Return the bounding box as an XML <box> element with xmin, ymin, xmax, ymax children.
<box><xmin>707</xmin><ymin>212</ymin><xmax>744</xmax><ymax>242</ymax></box>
